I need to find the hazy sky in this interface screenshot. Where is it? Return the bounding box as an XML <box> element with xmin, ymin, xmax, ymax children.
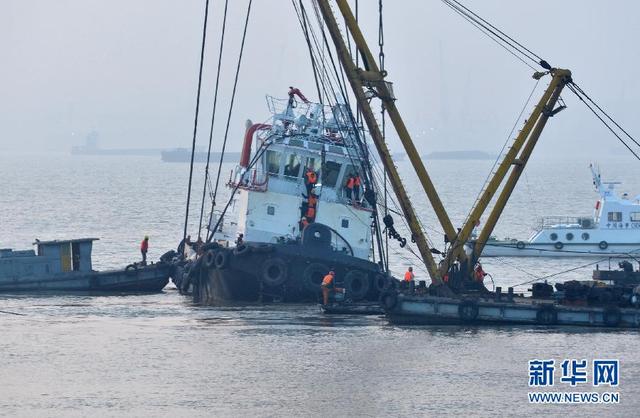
<box><xmin>1</xmin><ymin>0</ymin><xmax>639</xmax><ymax>158</ymax></box>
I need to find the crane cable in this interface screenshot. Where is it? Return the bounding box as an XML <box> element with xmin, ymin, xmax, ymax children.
<box><xmin>207</xmin><ymin>0</ymin><xmax>254</xmax><ymax>235</ymax></box>
<box><xmin>183</xmin><ymin>0</ymin><xmax>211</xmax><ymax>244</ymax></box>
<box><xmin>197</xmin><ymin>0</ymin><xmax>230</xmax><ymax>239</ymax></box>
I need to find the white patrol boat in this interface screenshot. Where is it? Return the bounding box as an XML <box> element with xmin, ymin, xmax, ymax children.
<box><xmin>473</xmin><ymin>164</ymin><xmax>640</xmax><ymax>257</ymax></box>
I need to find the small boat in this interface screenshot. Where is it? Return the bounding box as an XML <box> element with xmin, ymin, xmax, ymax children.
<box><xmin>472</xmin><ymin>164</ymin><xmax>640</xmax><ymax>257</ymax></box>
<box><xmin>0</xmin><ymin>238</ymin><xmax>171</xmax><ymax>293</ymax></box>
<box><xmin>320</xmin><ymin>302</ymin><xmax>385</xmax><ymax>315</ymax></box>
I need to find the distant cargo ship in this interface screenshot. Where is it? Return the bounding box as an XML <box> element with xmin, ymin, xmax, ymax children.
<box><xmin>160</xmin><ymin>148</ymin><xmax>241</xmax><ymax>163</ymax></box>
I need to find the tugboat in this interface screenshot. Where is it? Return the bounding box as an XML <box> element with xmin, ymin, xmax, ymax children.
<box><xmin>174</xmin><ymin>91</ymin><xmax>395</xmax><ymax>304</ymax></box>
<box><xmin>0</xmin><ymin>238</ymin><xmax>171</xmax><ymax>293</ymax></box>
<box><xmin>473</xmin><ymin>164</ymin><xmax>640</xmax><ymax>257</ymax></box>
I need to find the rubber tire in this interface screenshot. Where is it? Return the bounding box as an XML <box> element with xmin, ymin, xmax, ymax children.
<box><xmin>536</xmin><ymin>305</ymin><xmax>558</xmax><ymax>325</ymax></box>
<box><xmin>203</xmin><ymin>249</ymin><xmax>216</xmax><ymax>268</ymax></box>
<box><xmin>302</xmin><ymin>223</ymin><xmax>332</xmax><ymax>248</ymax></box>
<box><xmin>303</xmin><ymin>262</ymin><xmax>330</xmax><ymax>293</ymax></box>
<box><xmin>599</xmin><ymin>241</ymin><xmax>608</xmax><ymax>250</ymax></box>
<box><xmin>458</xmin><ymin>300</ymin><xmax>479</xmax><ymax>322</ymax></box>
<box><xmin>214</xmin><ymin>250</ymin><xmax>230</xmax><ymax>270</ymax></box>
<box><xmin>261</xmin><ymin>258</ymin><xmax>288</xmax><ymax>287</ymax></box>
<box><xmin>344</xmin><ymin>270</ymin><xmax>370</xmax><ymax>301</ymax></box>
<box><xmin>602</xmin><ymin>306</ymin><xmax>621</xmax><ymax>327</ymax></box>
<box><xmin>380</xmin><ymin>291</ymin><xmax>398</xmax><ymax>310</ymax></box>
<box><xmin>554</xmin><ymin>241</ymin><xmax>564</xmax><ymax>250</ymax></box>
<box><xmin>516</xmin><ymin>241</ymin><xmax>525</xmax><ymax>250</ymax></box>
<box><xmin>234</xmin><ymin>243</ymin><xmax>250</xmax><ymax>256</ymax></box>
<box><xmin>125</xmin><ymin>264</ymin><xmax>138</xmax><ymax>276</ymax></box>
<box><xmin>374</xmin><ymin>274</ymin><xmax>389</xmax><ymax>292</ymax></box>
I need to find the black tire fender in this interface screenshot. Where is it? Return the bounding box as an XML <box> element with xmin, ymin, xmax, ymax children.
<box><xmin>203</xmin><ymin>249</ymin><xmax>216</xmax><ymax>268</ymax></box>
<box><xmin>380</xmin><ymin>291</ymin><xmax>398</xmax><ymax>310</ymax></box>
<box><xmin>125</xmin><ymin>264</ymin><xmax>138</xmax><ymax>276</ymax></box>
<box><xmin>536</xmin><ymin>305</ymin><xmax>558</xmax><ymax>325</ymax></box>
<box><xmin>599</xmin><ymin>241</ymin><xmax>609</xmax><ymax>250</ymax></box>
<box><xmin>373</xmin><ymin>274</ymin><xmax>389</xmax><ymax>292</ymax></box>
<box><xmin>214</xmin><ymin>250</ymin><xmax>230</xmax><ymax>270</ymax></box>
<box><xmin>458</xmin><ymin>299</ymin><xmax>479</xmax><ymax>321</ymax></box>
<box><xmin>602</xmin><ymin>306</ymin><xmax>621</xmax><ymax>327</ymax></box>
<box><xmin>302</xmin><ymin>262</ymin><xmax>330</xmax><ymax>293</ymax></box>
<box><xmin>554</xmin><ymin>241</ymin><xmax>564</xmax><ymax>250</ymax></box>
<box><xmin>261</xmin><ymin>258</ymin><xmax>288</xmax><ymax>287</ymax></box>
<box><xmin>344</xmin><ymin>270</ymin><xmax>370</xmax><ymax>301</ymax></box>
<box><xmin>516</xmin><ymin>241</ymin><xmax>525</xmax><ymax>250</ymax></box>
<box><xmin>234</xmin><ymin>243</ymin><xmax>250</xmax><ymax>256</ymax></box>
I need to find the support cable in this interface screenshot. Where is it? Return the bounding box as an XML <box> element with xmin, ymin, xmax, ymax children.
<box><xmin>183</xmin><ymin>0</ymin><xmax>211</xmax><ymax>243</ymax></box>
<box><xmin>198</xmin><ymin>0</ymin><xmax>230</xmax><ymax>239</ymax></box>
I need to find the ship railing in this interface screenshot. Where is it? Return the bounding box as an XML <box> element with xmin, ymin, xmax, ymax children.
<box><xmin>538</xmin><ymin>216</ymin><xmax>596</xmax><ymax>229</ymax></box>
<box><xmin>227</xmin><ymin>167</ymin><xmax>268</xmax><ymax>192</ymax></box>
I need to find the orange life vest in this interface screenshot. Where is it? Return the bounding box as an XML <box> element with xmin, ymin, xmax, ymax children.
<box><xmin>307</xmin><ymin>194</ymin><xmax>318</xmax><ymax>207</ymax></box>
<box><xmin>322</xmin><ymin>274</ymin><xmax>334</xmax><ymax>286</ymax></box>
<box><xmin>404</xmin><ymin>271</ymin><xmax>414</xmax><ymax>282</ymax></box>
<box><xmin>306</xmin><ymin>206</ymin><xmax>316</xmax><ymax>219</ymax></box>
<box><xmin>346</xmin><ymin>177</ymin><xmax>355</xmax><ymax>189</ymax></box>
<box><xmin>354</xmin><ymin>176</ymin><xmax>361</xmax><ymax>186</ymax></box>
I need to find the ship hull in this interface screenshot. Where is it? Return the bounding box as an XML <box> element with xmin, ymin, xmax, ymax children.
<box><xmin>473</xmin><ymin>241</ymin><xmax>640</xmax><ymax>257</ymax></box>
<box><xmin>179</xmin><ymin>242</ymin><xmax>392</xmax><ymax>305</ymax></box>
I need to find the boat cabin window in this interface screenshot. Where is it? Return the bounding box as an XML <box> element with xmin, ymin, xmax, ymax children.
<box><xmin>266</xmin><ymin>151</ymin><xmax>281</xmax><ymax>175</ymax></box>
<box><xmin>267</xmin><ymin>205</ymin><xmax>275</xmax><ymax>216</ymax></box>
<box><xmin>581</xmin><ymin>232</ymin><xmax>590</xmax><ymax>240</ymax></box>
<box><xmin>283</xmin><ymin>154</ymin><xmax>302</xmax><ymax>178</ymax></box>
<box><xmin>608</xmin><ymin>212</ymin><xmax>622</xmax><ymax>222</ymax></box>
<box><xmin>550</xmin><ymin>233</ymin><xmax>558</xmax><ymax>241</ymax></box>
<box><xmin>322</xmin><ymin>161</ymin><xmax>341</xmax><ymax>188</ymax></box>
<box><xmin>305</xmin><ymin>157</ymin><xmax>319</xmax><ymax>172</ymax></box>
<box><xmin>631</xmin><ymin>212</ymin><xmax>640</xmax><ymax>222</ymax></box>
<box><xmin>341</xmin><ymin>219</ymin><xmax>349</xmax><ymax>228</ymax></box>
<box><xmin>566</xmin><ymin>233</ymin><xmax>574</xmax><ymax>241</ymax></box>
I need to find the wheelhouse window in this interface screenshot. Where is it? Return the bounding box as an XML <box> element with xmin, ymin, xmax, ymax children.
<box><xmin>341</xmin><ymin>219</ymin><xmax>349</xmax><ymax>228</ymax></box>
<box><xmin>608</xmin><ymin>212</ymin><xmax>622</xmax><ymax>222</ymax></box>
<box><xmin>267</xmin><ymin>205</ymin><xmax>275</xmax><ymax>216</ymax></box>
<box><xmin>283</xmin><ymin>154</ymin><xmax>301</xmax><ymax>178</ymax></box>
<box><xmin>631</xmin><ymin>212</ymin><xmax>640</xmax><ymax>222</ymax></box>
<box><xmin>305</xmin><ymin>157</ymin><xmax>319</xmax><ymax>172</ymax></box>
<box><xmin>266</xmin><ymin>151</ymin><xmax>281</xmax><ymax>175</ymax></box>
<box><xmin>322</xmin><ymin>161</ymin><xmax>342</xmax><ymax>187</ymax></box>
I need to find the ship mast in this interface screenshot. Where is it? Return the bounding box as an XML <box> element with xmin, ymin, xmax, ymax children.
<box><xmin>315</xmin><ymin>0</ymin><xmax>448</xmax><ymax>285</ymax></box>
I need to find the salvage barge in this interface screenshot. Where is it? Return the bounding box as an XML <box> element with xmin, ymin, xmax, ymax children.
<box><xmin>0</xmin><ymin>238</ymin><xmax>170</xmax><ymax>293</ymax></box>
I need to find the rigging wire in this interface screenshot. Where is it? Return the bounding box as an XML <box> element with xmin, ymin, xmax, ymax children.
<box><xmin>183</xmin><ymin>0</ymin><xmax>211</xmax><ymax>243</ymax></box>
<box><xmin>207</xmin><ymin>0</ymin><xmax>254</xmax><ymax>233</ymax></box>
<box><xmin>198</xmin><ymin>0</ymin><xmax>230</xmax><ymax>239</ymax></box>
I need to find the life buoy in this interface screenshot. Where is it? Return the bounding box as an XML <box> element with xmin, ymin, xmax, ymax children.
<box><xmin>554</xmin><ymin>241</ymin><xmax>564</xmax><ymax>250</ymax></box>
<box><xmin>233</xmin><ymin>243</ymin><xmax>250</xmax><ymax>256</ymax></box>
<box><xmin>261</xmin><ymin>258</ymin><xmax>288</xmax><ymax>287</ymax></box>
<box><xmin>602</xmin><ymin>306</ymin><xmax>621</xmax><ymax>327</ymax></box>
<box><xmin>204</xmin><ymin>249</ymin><xmax>216</xmax><ymax>268</ymax></box>
<box><xmin>458</xmin><ymin>300</ymin><xmax>479</xmax><ymax>321</ymax></box>
<box><xmin>599</xmin><ymin>241</ymin><xmax>608</xmax><ymax>250</ymax></box>
<box><xmin>214</xmin><ymin>250</ymin><xmax>230</xmax><ymax>270</ymax></box>
<box><xmin>380</xmin><ymin>291</ymin><xmax>398</xmax><ymax>310</ymax></box>
<box><xmin>516</xmin><ymin>241</ymin><xmax>525</xmax><ymax>250</ymax></box>
<box><xmin>302</xmin><ymin>262</ymin><xmax>330</xmax><ymax>292</ymax></box>
<box><xmin>344</xmin><ymin>270</ymin><xmax>370</xmax><ymax>301</ymax></box>
<box><xmin>536</xmin><ymin>305</ymin><xmax>558</xmax><ymax>325</ymax></box>
<box><xmin>125</xmin><ymin>264</ymin><xmax>138</xmax><ymax>276</ymax></box>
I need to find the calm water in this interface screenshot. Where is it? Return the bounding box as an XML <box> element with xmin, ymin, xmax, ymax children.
<box><xmin>1</xmin><ymin>153</ymin><xmax>639</xmax><ymax>417</ymax></box>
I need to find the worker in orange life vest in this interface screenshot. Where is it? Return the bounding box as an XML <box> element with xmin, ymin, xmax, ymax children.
<box><xmin>353</xmin><ymin>174</ymin><xmax>362</xmax><ymax>202</ymax></box>
<box><xmin>345</xmin><ymin>173</ymin><xmax>355</xmax><ymax>202</ymax></box>
<box><xmin>404</xmin><ymin>266</ymin><xmax>415</xmax><ymax>283</ymax></box>
<box><xmin>321</xmin><ymin>270</ymin><xmax>336</xmax><ymax>305</ymax></box>
<box><xmin>305</xmin><ymin>205</ymin><xmax>316</xmax><ymax>222</ymax></box>
<box><xmin>304</xmin><ymin>167</ymin><xmax>317</xmax><ymax>194</ymax></box>
<box><xmin>140</xmin><ymin>236</ymin><xmax>149</xmax><ymax>265</ymax></box>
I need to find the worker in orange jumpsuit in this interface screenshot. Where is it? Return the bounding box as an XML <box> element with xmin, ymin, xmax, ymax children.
<box><xmin>404</xmin><ymin>266</ymin><xmax>415</xmax><ymax>283</ymax></box>
<box><xmin>321</xmin><ymin>270</ymin><xmax>336</xmax><ymax>305</ymax></box>
<box><xmin>305</xmin><ymin>205</ymin><xmax>316</xmax><ymax>222</ymax></box>
<box><xmin>140</xmin><ymin>236</ymin><xmax>149</xmax><ymax>265</ymax></box>
<box><xmin>304</xmin><ymin>167</ymin><xmax>317</xmax><ymax>194</ymax></box>
<box><xmin>345</xmin><ymin>174</ymin><xmax>355</xmax><ymax>202</ymax></box>
<box><xmin>353</xmin><ymin>174</ymin><xmax>362</xmax><ymax>202</ymax></box>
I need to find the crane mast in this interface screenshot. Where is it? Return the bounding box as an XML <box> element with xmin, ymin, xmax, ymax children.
<box><xmin>317</xmin><ymin>0</ymin><xmax>572</xmax><ymax>288</ymax></box>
